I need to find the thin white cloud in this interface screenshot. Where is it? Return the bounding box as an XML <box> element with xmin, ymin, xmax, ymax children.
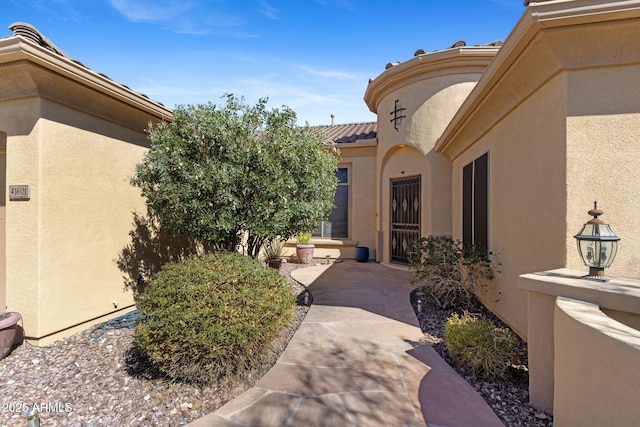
<box><xmin>107</xmin><ymin>0</ymin><xmax>250</xmax><ymax>36</ymax></box>
<box><xmin>313</xmin><ymin>0</ymin><xmax>354</xmax><ymax>11</ymax></box>
<box><xmin>258</xmin><ymin>1</ymin><xmax>278</xmax><ymax>20</ymax></box>
<box><xmin>133</xmin><ymin>70</ymin><xmax>372</xmax><ymax>124</ymax></box>
<box><xmin>294</xmin><ymin>64</ymin><xmax>363</xmax><ymax>80</ymax></box>
<box><xmin>17</xmin><ymin>0</ymin><xmax>84</xmax><ymax>22</ymax></box>
<box><xmin>107</xmin><ymin>0</ymin><xmax>194</xmax><ymax>23</ymax></box>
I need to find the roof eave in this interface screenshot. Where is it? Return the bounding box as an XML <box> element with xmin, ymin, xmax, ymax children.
<box><xmin>435</xmin><ymin>0</ymin><xmax>640</xmax><ymax>156</ymax></box>
<box><xmin>364</xmin><ymin>46</ymin><xmax>500</xmax><ymax>115</ymax></box>
<box><xmin>0</xmin><ymin>36</ymin><xmax>172</xmax><ymax>121</ymax></box>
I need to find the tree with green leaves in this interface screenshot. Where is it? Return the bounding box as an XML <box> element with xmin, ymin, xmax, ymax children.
<box><xmin>132</xmin><ymin>94</ymin><xmax>340</xmax><ymax>258</ymax></box>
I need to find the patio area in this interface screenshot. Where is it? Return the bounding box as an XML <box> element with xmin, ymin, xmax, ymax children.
<box><xmin>188</xmin><ymin>260</ymin><xmax>503</xmax><ymax>427</ymax></box>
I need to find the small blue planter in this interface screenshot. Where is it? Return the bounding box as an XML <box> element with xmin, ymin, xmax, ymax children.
<box><xmin>355</xmin><ymin>246</ymin><xmax>369</xmax><ymax>262</ymax></box>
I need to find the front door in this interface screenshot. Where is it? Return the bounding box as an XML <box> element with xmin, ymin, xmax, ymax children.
<box><xmin>390</xmin><ymin>176</ymin><xmax>421</xmax><ymax>264</ymax></box>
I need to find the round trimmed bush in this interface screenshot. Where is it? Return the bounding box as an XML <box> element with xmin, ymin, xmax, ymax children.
<box><xmin>444</xmin><ymin>311</ymin><xmax>522</xmax><ymax>382</ymax></box>
<box><xmin>134</xmin><ymin>252</ymin><xmax>295</xmax><ymax>384</ymax></box>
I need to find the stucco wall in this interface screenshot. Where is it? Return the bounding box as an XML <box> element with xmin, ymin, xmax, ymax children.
<box><xmin>364</xmin><ymin>47</ymin><xmax>498</xmax><ymax>264</ymax></box>
<box><xmin>3</xmin><ymin>98</ymin><xmax>151</xmax><ymax>343</ymax></box>
<box><xmin>2</xmin><ymin>97</ymin><xmax>41</xmax><ymax>339</ymax></box>
<box><xmin>565</xmin><ymin>65</ymin><xmax>640</xmax><ymax>278</ymax></box>
<box><xmin>520</xmin><ymin>269</ymin><xmax>640</xmax><ymax>415</ymax></box>
<box><xmin>450</xmin><ymin>75</ymin><xmax>568</xmax><ymax>338</ymax></box>
<box><xmin>375</xmin><ymin>77</ymin><xmax>482</xmax><ymax>158</ymax></box>
<box><xmin>0</xmin><ymin>131</ymin><xmax>5</xmax><ymax>310</ymax></box>
<box><xmin>283</xmin><ymin>142</ymin><xmax>378</xmax><ymax>260</ymax></box>
<box><xmin>36</xmin><ymin>105</ymin><xmax>148</xmax><ymax>337</ymax></box>
<box><xmin>378</xmin><ymin>146</ymin><xmax>429</xmax><ymax>264</ymax></box>
<box><xmin>341</xmin><ymin>143</ymin><xmax>377</xmax><ymax>253</ymax></box>
<box><xmin>437</xmin><ymin>1</ymin><xmax>640</xmax><ymax>338</ymax></box>
<box><xmin>376</xmin><ymin>79</ymin><xmax>480</xmax><ymax>262</ymax></box>
<box><xmin>0</xmin><ymin>36</ymin><xmax>170</xmax><ymax>344</ymax></box>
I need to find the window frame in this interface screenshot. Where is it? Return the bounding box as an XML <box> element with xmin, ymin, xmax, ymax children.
<box><xmin>462</xmin><ymin>152</ymin><xmax>489</xmax><ymax>252</ymax></box>
<box><xmin>314</xmin><ymin>165</ymin><xmax>350</xmax><ymax>239</ymax></box>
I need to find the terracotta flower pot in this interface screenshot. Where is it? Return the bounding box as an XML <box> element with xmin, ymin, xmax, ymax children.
<box><xmin>296</xmin><ymin>244</ymin><xmax>315</xmax><ymax>264</ymax></box>
<box><xmin>0</xmin><ymin>312</ymin><xmax>21</xmax><ymax>360</ymax></box>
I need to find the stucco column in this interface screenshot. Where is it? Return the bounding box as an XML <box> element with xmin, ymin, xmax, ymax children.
<box><xmin>525</xmin><ymin>291</ymin><xmax>556</xmax><ymax>413</ymax></box>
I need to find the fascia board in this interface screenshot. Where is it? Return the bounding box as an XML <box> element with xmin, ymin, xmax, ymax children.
<box><xmin>336</xmin><ymin>138</ymin><xmax>378</xmax><ymax>149</ymax></box>
<box><xmin>436</xmin><ymin>0</ymin><xmax>640</xmax><ymax>157</ymax></box>
<box><xmin>0</xmin><ymin>36</ymin><xmax>173</xmax><ymax>121</ymax></box>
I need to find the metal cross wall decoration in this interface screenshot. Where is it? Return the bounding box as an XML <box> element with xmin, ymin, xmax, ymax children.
<box><xmin>390</xmin><ymin>99</ymin><xmax>406</xmax><ymax>131</ymax></box>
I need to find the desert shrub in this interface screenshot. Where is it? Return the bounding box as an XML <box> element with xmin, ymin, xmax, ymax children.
<box><xmin>134</xmin><ymin>252</ymin><xmax>295</xmax><ymax>385</ymax></box>
<box><xmin>131</xmin><ymin>95</ymin><xmax>340</xmax><ymax>258</ymax></box>
<box><xmin>444</xmin><ymin>312</ymin><xmax>521</xmax><ymax>382</ymax></box>
<box><xmin>408</xmin><ymin>235</ymin><xmax>498</xmax><ymax>309</ymax></box>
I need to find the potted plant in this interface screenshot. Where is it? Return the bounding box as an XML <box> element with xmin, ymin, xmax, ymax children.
<box><xmin>0</xmin><ymin>312</ymin><xmax>21</xmax><ymax>360</ymax></box>
<box><xmin>264</xmin><ymin>238</ymin><xmax>287</xmax><ymax>273</ymax></box>
<box><xmin>296</xmin><ymin>232</ymin><xmax>315</xmax><ymax>264</ymax></box>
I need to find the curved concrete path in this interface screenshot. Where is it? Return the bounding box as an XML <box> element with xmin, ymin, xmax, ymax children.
<box><xmin>188</xmin><ymin>261</ymin><xmax>504</xmax><ymax>427</ymax></box>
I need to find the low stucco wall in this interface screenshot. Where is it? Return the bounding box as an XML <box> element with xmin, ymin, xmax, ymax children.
<box><xmin>283</xmin><ymin>238</ymin><xmax>360</xmax><ymax>261</ymax></box>
<box><xmin>519</xmin><ymin>269</ymin><xmax>640</xmax><ymax>423</ymax></box>
<box><xmin>554</xmin><ymin>296</ymin><xmax>640</xmax><ymax>427</ymax></box>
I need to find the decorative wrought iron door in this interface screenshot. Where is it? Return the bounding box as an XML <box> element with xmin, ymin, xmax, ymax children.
<box><xmin>390</xmin><ymin>176</ymin><xmax>421</xmax><ymax>264</ymax></box>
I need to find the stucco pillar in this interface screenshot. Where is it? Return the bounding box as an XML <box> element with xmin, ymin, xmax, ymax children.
<box><xmin>526</xmin><ymin>291</ymin><xmax>556</xmax><ymax>413</ymax></box>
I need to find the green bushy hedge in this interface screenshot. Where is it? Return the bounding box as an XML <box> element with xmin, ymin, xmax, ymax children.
<box><xmin>134</xmin><ymin>252</ymin><xmax>295</xmax><ymax>384</ymax></box>
<box><xmin>444</xmin><ymin>312</ymin><xmax>522</xmax><ymax>382</ymax></box>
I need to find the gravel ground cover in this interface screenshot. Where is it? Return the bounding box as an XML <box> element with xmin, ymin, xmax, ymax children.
<box><xmin>0</xmin><ymin>260</ymin><xmax>311</xmax><ymax>427</ymax></box>
<box><xmin>1</xmin><ymin>260</ymin><xmax>552</xmax><ymax>427</ymax></box>
<box><xmin>410</xmin><ymin>289</ymin><xmax>554</xmax><ymax>427</ymax></box>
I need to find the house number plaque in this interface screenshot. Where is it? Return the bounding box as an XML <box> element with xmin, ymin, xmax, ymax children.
<box><xmin>9</xmin><ymin>185</ymin><xmax>30</xmax><ymax>200</ymax></box>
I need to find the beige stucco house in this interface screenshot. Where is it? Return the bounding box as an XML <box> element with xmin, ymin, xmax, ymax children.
<box><xmin>3</xmin><ymin>1</ymin><xmax>640</xmax><ymax>423</ymax></box>
<box><xmin>356</xmin><ymin>1</ymin><xmax>640</xmax><ymax>424</ymax></box>
<box><xmin>291</xmin><ymin>1</ymin><xmax>640</xmax><ymax>423</ymax></box>
<box><xmin>0</xmin><ymin>23</ymin><xmax>171</xmax><ymax>345</ymax></box>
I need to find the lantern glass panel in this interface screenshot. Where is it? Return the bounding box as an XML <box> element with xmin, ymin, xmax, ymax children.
<box><xmin>575</xmin><ymin>223</ymin><xmax>619</xmax><ymax>269</ymax></box>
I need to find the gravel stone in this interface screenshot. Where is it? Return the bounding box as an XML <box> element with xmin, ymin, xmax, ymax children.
<box><xmin>411</xmin><ymin>288</ymin><xmax>554</xmax><ymax>427</ymax></box>
<box><xmin>0</xmin><ymin>259</ymin><xmax>313</xmax><ymax>427</ymax></box>
<box><xmin>2</xmin><ymin>260</ymin><xmax>551</xmax><ymax>427</ymax></box>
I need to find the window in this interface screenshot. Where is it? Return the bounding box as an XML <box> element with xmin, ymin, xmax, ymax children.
<box><xmin>313</xmin><ymin>166</ymin><xmax>349</xmax><ymax>238</ymax></box>
<box><xmin>463</xmin><ymin>153</ymin><xmax>488</xmax><ymax>251</ymax></box>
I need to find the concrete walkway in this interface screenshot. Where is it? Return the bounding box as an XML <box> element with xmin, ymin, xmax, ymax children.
<box><xmin>188</xmin><ymin>261</ymin><xmax>504</xmax><ymax>427</ymax></box>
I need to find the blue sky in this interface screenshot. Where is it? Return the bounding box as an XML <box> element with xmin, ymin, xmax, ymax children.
<box><xmin>3</xmin><ymin>1</ymin><xmax>526</xmax><ymax>125</ymax></box>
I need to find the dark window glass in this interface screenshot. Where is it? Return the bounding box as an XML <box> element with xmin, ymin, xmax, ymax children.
<box><xmin>313</xmin><ymin>167</ymin><xmax>349</xmax><ymax>238</ymax></box>
<box><xmin>462</xmin><ymin>153</ymin><xmax>489</xmax><ymax>252</ymax></box>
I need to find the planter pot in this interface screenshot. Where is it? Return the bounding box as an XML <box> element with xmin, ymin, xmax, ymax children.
<box><xmin>296</xmin><ymin>244</ymin><xmax>315</xmax><ymax>264</ymax></box>
<box><xmin>268</xmin><ymin>258</ymin><xmax>286</xmax><ymax>273</ymax></box>
<box><xmin>355</xmin><ymin>246</ymin><xmax>369</xmax><ymax>262</ymax></box>
<box><xmin>0</xmin><ymin>312</ymin><xmax>21</xmax><ymax>360</ymax></box>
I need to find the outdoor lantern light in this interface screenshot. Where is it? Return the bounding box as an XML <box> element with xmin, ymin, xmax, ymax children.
<box><xmin>574</xmin><ymin>201</ymin><xmax>620</xmax><ymax>280</ymax></box>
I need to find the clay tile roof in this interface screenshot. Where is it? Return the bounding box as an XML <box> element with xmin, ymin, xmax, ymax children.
<box><xmin>9</xmin><ymin>22</ymin><xmax>70</xmax><ymax>58</ymax></box>
<box><xmin>7</xmin><ymin>22</ymin><xmax>167</xmax><ymax>109</ymax></box>
<box><xmin>318</xmin><ymin>122</ymin><xmax>377</xmax><ymax>144</ymax></box>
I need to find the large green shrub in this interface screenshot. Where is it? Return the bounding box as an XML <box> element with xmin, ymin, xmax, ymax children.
<box><xmin>444</xmin><ymin>312</ymin><xmax>522</xmax><ymax>382</ymax></box>
<box><xmin>131</xmin><ymin>94</ymin><xmax>340</xmax><ymax>258</ymax></box>
<box><xmin>134</xmin><ymin>252</ymin><xmax>295</xmax><ymax>385</ymax></box>
<box><xmin>408</xmin><ymin>235</ymin><xmax>498</xmax><ymax>309</ymax></box>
